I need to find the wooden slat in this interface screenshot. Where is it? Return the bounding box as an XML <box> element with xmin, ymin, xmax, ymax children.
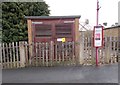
<box><xmin>35</xmin><ymin>42</ymin><xmax>38</xmax><ymax>66</ymax></box>
<box><xmin>32</xmin><ymin>43</ymin><xmax>35</xmax><ymax>66</ymax></box>
<box><xmin>2</xmin><ymin>43</ymin><xmax>6</xmax><ymax>68</ymax></box>
<box><xmin>64</xmin><ymin>42</ymin><xmax>67</xmax><ymax>62</ymax></box>
<box><xmin>12</xmin><ymin>42</ymin><xmax>16</xmax><ymax>68</ymax></box>
<box><xmin>16</xmin><ymin>42</ymin><xmax>19</xmax><ymax>68</ymax></box>
<box><xmin>55</xmin><ymin>44</ymin><xmax>57</xmax><ymax>63</ymax></box>
<box><xmin>46</xmin><ymin>42</ymin><xmax>48</xmax><ymax>66</ymax></box>
<box><xmin>72</xmin><ymin>42</ymin><xmax>75</xmax><ymax>65</ymax></box>
<box><xmin>91</xmin><ymin>36</ymin><xmax>95</xmax><ymax>65</ymax></box>
<box><xmin>59</xmin><ymin>43</ymin><xmax>61</xmax><ymax>63</ymax></box>
<box><xmin>28</xmin><ymin>43</ymin><xmax>32</xmax><ymax>65</ymax></box>
<box><xmin>0</xmin><ymin>43</ymin><xmax>2</xmax><ymax>69</ymax></box>
<box><xmin>51</xmin><ymin>41</ymin><xmax>54</xmax><ymax>66</ymax></box>
<box><xmin>42</xmin><ymin>43</ymin><xmax>45</xmax><ymax>66</ymax></box>
<box><xmin>68</xmin><ymin>42</ymin><xmax>70</xmax><ymax>63</ymax></box>
<box><xmin>38</xmin><ymin>42</ymin><xmax>41</xmax><ymax>66</ymax></box>
<box><xmin>5</xmin><ymin>43</ymin><xmax>9</xmax><ymax>68</ymax></box>
<box><xmin>9</xmin><ymin>43</ymin><xmax>12</xmax><ymax>68</ymax></box>
<box><xmin>24</xmin><ymin>42</ymin><xmax>28</xmax><ymax>66</ymax></box>
<box><xmin>62</xmin><ymin>43</ymin><xmax>64</xmax><ymax>64</ymax></box>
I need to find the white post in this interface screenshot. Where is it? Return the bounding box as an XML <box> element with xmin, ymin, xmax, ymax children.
<box><xmin>19</xmin><ymin>42</ymin><xmax>26</xmax><ymax>67</ymax></box>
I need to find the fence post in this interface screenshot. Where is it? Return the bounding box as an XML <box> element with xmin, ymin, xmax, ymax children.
<box><xmin>50</xmin><ymin>41</ymin><xmax>54</xmax><ymax>66</ymax></box>
<box><xmin>19</xmin><ymin>41</ymin><xmax>26</xmax><ymax>67</ymax></box>
<box><xmin>24</xmin><ymin>42</ymin><xmax>28</xmax><ymax>66</ymax></box>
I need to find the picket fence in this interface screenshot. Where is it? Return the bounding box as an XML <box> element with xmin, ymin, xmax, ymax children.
<box><xmin>0</xmin><ymin>36</ymin><xmax>119</xmax><ymax>69</ymax></box>
<box><xmin>80</xmin><ymin>36</ymin><xmax>120</xmax><ymax>65</ymax></box>
<box><xmin>0</xmin><ymin>41</ymin><xmax>76</xmax><ymax>69</ymax></box>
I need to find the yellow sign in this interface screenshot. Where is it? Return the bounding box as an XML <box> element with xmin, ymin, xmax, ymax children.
<box><xmin>62</xmin><ymin>38</ymin><xmax>65</xmax><ymax>42</ymax></box>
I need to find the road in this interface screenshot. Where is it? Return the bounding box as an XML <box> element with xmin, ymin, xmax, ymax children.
<box><xmin>2</xmin><ymin>63</ymin><xmax>118</xmax><ymax>83</ymax></box>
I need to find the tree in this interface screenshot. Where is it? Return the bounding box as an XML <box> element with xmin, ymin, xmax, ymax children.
<box><xmin>0</xmin><ymin>3</ymin><xmax>2</xmax><ymax>42</ymax></box>
<box><xmin>2</xmin><ymin>2</ymin><xmax>50</xmax><ymax>43</ymax></box>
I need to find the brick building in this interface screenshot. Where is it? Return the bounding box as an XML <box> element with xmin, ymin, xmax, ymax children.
<box><xmin>104</xmin><ymin>25</ymin><xmax>120</xmax><ymax>37</ymax></box>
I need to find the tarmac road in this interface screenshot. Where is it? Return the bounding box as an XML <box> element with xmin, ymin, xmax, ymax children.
<box><xmin>2</xmin><ymin>63</ymin><xmax>118</xmax><ymax>83</ymax></box>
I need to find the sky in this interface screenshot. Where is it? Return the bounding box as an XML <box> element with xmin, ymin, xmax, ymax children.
<box><xmin>44</xmin><ymin>0</ymin><xmax>119</xmax><ymax>29</ymax></box>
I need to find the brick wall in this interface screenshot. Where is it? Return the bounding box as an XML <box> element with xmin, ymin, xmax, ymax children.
<box><xmin>104</xmin><ymin>26</ymin><xmax>120</xmax><ymax>37</ymax></box>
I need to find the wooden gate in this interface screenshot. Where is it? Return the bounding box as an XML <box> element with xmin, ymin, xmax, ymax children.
<box><xmin>54</xmin><ymin>42</ymin><xmax>76</xmax><ymax>65</ymax></box>
<box><xmin>29</xmin><ymin>41</ymin><xmax>76</xmax><ymax>67</ymax></box>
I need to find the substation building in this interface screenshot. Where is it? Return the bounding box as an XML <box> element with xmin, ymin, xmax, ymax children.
<box><xmin>25</xmin><ymin>15</ymin><xmax>81</xmax><ymax>62</ymax></box>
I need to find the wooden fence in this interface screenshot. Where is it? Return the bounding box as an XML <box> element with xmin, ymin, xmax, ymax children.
<box><xmin>28</xmin><ymin>41</ymin><xmax>76</xmax><ymax>67</ymax></box>
<box><xmin>1</xmin><ymin>41</ymin><xmax>76</xmax><ymax>69</ymax></box>
<box><xmin>0</xmin><ymin>36</ymin><xmax>119</xmax><ymax>69</ymax></box>
<box><xmin>1</xmin><ymin>42</ymin><xmax>26</xmax><ymax>69</ymax></box>
<box><xmin>80</xmin><ymin>36</ymin><xmax>120</xmax><ymax>65</ymax></box>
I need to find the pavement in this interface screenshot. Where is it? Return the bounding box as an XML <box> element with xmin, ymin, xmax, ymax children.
<box><xmin>2</xmin><ymin>63</ymin><xmax>118</xmax><ymax>83</ymax></box>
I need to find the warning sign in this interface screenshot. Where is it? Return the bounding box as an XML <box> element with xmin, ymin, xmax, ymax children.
<box><xmin>62</xmin><ymin>38</ymin><xmax>65</xmax><ymax>42</ymax></box>
<box><xmin>93</xmin><ymin>26</ymin><xmax>103</xmax><ymax>47</ymax></box>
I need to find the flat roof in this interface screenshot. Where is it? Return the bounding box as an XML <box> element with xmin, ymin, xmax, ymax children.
<box><xmin>104</xmin><ymin>25</ymin><xmax>120</xmax><ymax>30</ymax></box>
<box><xmin>25</xmin><ymin>15</ymin><xmax>81</xmax><ymax>19</ymax></box>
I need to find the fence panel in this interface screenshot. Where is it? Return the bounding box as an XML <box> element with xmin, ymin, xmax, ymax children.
<box><xmin>1</xmin><ymin>37</ymin><xmax>119</xmax><ymax>69</ymax></box>
<box><xmin>1</xmin><ymin>42</ymin><xmax>21</xmax><ymax>69</ymax></box>
<box><xmin>80</xmin><ymin>36</ymin><xmax>119</xmax><ymax>66</ymax></box>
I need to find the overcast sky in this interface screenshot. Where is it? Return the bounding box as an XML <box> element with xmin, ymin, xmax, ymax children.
<box><xmin>45</xmin><ymin>0</ymin><xmax>119</xmax><ymax>28</ymax></box>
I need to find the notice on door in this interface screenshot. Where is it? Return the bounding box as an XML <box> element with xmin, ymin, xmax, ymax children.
<box><xmin>57</xmin><ymin>38</ymin><xmax>66</xmax><ymax>42</ymax></box>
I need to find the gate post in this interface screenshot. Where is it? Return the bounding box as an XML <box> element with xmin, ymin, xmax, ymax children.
<box><xmin>19</xmin><ymin>42</ymin><xmax>26</xmax><ymax>67</ymax></box>
<box><xmin>75</xmin><ymin>18</ymin><xmax>80</xmax><ymax>65</ymax></box>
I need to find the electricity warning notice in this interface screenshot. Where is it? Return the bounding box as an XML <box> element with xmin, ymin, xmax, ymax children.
<box><xmin>93</xmin><ymin>26</ymin><xmax>103</xmax><ymax>47</ymax></box>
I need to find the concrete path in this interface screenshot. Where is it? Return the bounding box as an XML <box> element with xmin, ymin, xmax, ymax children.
<box><xmin>2</xmin><ymin>63</ymin><xmax>118</xmax><ymax>83</ymax></box>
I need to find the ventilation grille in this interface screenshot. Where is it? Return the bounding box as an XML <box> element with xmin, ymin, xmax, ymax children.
<box><xmin>35</xmin><ymin>25</ymin><xmax>52</xmax><ymax>38</ymax></box>
<box><xmin>55</xmin><ymin>24</ymin><xmax>72</xmax><ymax>38</ymax></box>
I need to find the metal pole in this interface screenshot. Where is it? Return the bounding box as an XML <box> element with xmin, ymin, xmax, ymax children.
<box><xmin>96</xmin><ymin>0</ymin><xmax>99</xmax><ymax>66</ymax></box>
<box><xmin>96</xmin><ymin>0</ymin><xmax>99</xmax><ymax>26</ymax></box>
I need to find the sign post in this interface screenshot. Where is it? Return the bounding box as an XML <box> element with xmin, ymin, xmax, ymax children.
<box><xmin>93</xmin><ymin>26</ymin><xmax>103</xmax><ymax>66</ymax></box>
<box><xmin>94</xmin><ymin>0</ymin><xmax>102</xmax><ymax>66</ymax></box>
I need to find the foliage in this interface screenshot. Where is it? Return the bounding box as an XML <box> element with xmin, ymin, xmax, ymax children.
<box><xmin>2</xmin><ymin>2</ymin><xmax>50</xmax><ymax>43</ymax></box>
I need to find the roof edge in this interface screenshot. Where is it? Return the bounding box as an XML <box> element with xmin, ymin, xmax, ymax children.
<box><xmin>25</xmin><ymin>15</ymin><xmax>81</xmax><ymax>19</ymax></box>
<box><xmin>104</xmin><ymin>25</ymin><xmax>120</xmax><ymax>30</ymax></box>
